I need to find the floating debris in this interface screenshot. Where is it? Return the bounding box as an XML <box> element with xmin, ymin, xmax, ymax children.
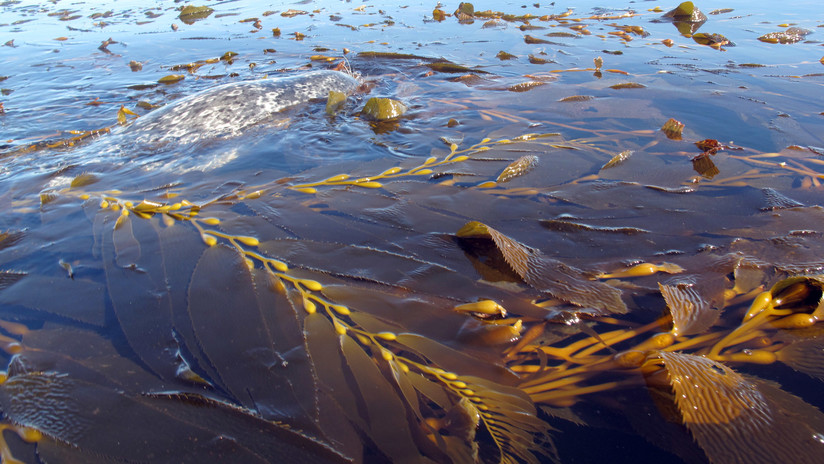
<box><xmin>609</xmin><ymin>82</ymin><xmax>645</xmax><ymax>89</ymax></box>
<box><xmin>178</xmin><ymin>5</ymin><xmax>213</xmax><ymax>24</ymax></box>
<box><xmin>663</xmin><ymin>1</ymin><xmax>707</xmax><ymax>23</ymax></box>
<box><xmin>661</xmin><ymin>118</ymin><xmax>685</xmax><ymax>140</ymax></box>
<box><xmin>758</xmin><ymin>27</ymin><xmax>812</xmax><ymax>44</ymax></box>
<box><xmin>361</xmin><ymin>97</ymin><xmax>407</xmax><ymax>121</ymax></box>
<box><xmin>601</xmin><ymin>150</ymin><xmax>633</xmax><ymax>170</ymax></box>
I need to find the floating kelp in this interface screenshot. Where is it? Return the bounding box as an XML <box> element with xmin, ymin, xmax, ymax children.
<box><xmin>4</xmin><ymin>127</ymin><xmax>824</xmax><ymax>464</ymax></box>
<box><xmin>3</xmin><ymin>2</ymin><xmax>824</xmax><ymax>463</ymax></box>
<box><xmin>758</xmin><ymin>27</ymin><xmax>813</xmax><ymax>44</ymax></box>
<box><xmin>662</xmin><ymin>1</ymin><xmax>707</xmax><ymax>23</ymax></box>
<box><xmin>178</xmin><ymin>5</ymin><xmax>213</xmax><ymax>25</ymax></box>
<box><xmin>660</xmin><ymin>117</ymin><xmax>685</xmax><ymax>140</ymax></box>
<box><xmin>360</xmin><ymin>97</ymin><xmax>407</xmax><ymax>121</ymax></box>
<box><xmin>692</xmin><ymin>32</ymin><xmax>733</xmax><ymax>48</ymax></box>
<box><xmin>608</xmin><ymin>82</ymin><xmax>645</xmax><ymax>89</ymax></box>
<box><xmin>600</xmin><ymin>149</ymin><xmax>633</xmax><ymax>170</ymax></box>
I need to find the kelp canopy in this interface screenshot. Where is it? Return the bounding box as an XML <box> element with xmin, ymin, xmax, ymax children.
<box><xmin>1</xmin><ymin>1</ymin><xmax>824</xmax><ymax>463</ymax></box>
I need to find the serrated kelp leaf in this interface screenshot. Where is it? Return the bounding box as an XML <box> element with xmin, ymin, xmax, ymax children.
<box><xmin>0</xmin><ymin>229</ymin><xmax>25</xmax><ymax>253</ymax></box>
<box><xmin>497</xmin><ymin>155</ymin><xmax>538</xmax><ymax>183</ymax></box>
<box><xmin>777</xmin><ymin>339</ymin><xmax>824</xmax><ymax>380</ymax></box>
<box><xmin>656</xmin><ymin>351</ymin><xmax>824</xmax><ymax>464</ymax></box>
<box><xmin>609</xmin><ymin>82</ymin><xmax>646</xmax><ymax>89</ymax></box>
<box><xmin>0</xmin><ymin>275</ymin><xmax>105</xmax><ymax>325</ymax></box>
<box><xmin>461</xmin><ymin>375</ymin><xmax>557</xmax><ymax>464</ymax></box>
<box><xmin>540</xmin><ymin>219</ymin><xmax>648</xmax><ymax>235</ymax></box>
<box><xmin>600</xmin><ymin>150</ymin><xmax>633</xmax><ymax>170</ymax></box>
<box><xmin>101</xmin><ymin>213</ymin><xmax>179</xmax><ymax>379</ymax></box>
<box><xmin>69</xmin><ymin>173</ymin><xmax>99</xmax><ymax>188</ymax></box>
<box><xmin>456</xmin><ymin>221</ymin><xmax>627</xmax><ymax>314</ymax></box>
<box><xmin>761</xmin><ymin>187</ymin><xmax>803</xmax><ymax>211</ymax></box>
<box><xmin>659</xmin><ymin>282</ymin><xmax>720</xmax><ymax>336</ymax></box>
<box><xmin>339</xmin><ymin>334</ymin><xmax>421</xmax><ymax>461</ymax></box>
<box><xmin>0</xmin><ymin>270</ymin><xmax>26</xmax><ymax>291</ymax></box>
<box><xmin>507</xmin><ymin>81</ymin><xmax>545</xmax><ymax>92</ymax></box>
<box><xmin>559</xmin><ymin>95</ymin><xmax>595</xmax><ymax>102</ymax></box>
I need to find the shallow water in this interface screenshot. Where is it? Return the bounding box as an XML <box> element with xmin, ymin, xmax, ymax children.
<box><xmin>1</xmin><ymin>1</ymin><xmax>824</xmax><ymax>463</ymax></box>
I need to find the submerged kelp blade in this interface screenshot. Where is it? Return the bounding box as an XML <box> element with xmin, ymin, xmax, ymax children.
<box><xmin>303</xmin><ymin>312</ymin><xmax>367</xmax><ymax>462</ymax></box>
<box><xmin>186</xmin><ymin>243</ymin><xmax>316</xmax><ymax>425</ymax></box>
<box><xmin>658</xmin><ymin>282</ymin><xmax>720</xmax><ymax>336</ymax></box>
<box><xmin>456</xmin><ymin>221</ymin><xmax>627</xmax><ymax>314</ymax></box>
<box><xmin>339</xmin><ymin>334</ymin><xmax>422</xmax><ymax>462</ymax></box>
<box><xmin>461</xmin><ymin>375</ymin><xmax>558</xmax><ymax>464</ymax></box>
<box><xmin>655</xmin><ymin>351</ymin><xmax>824</xmax><ymax>464</ymax></box>
<box><xmin>497</xmin><ymin>155</ymin><xmax>538</xmax><ymax>183</ymax></box>
<box><xmin>10</xmin><ymin>327</ymin><xmax>162</xmax><ymax>393</ymax></box>
<box><xmin>0</xmin><ymin>275</ymin><xmax>105</xmax><ymax>325</ymax></box>
<box><xmin>0</xmin><ymin>372</ymin><xmax>349</xmax><ymax>463</ymax></box>
<box><xmin>100</xmin><ymin>212</ymin><xmax>179</xmax><ymax>379</ymax></box>
<box><xmin>777</xmin><ymin>338</ymin><xmax>824</xmax><ymax>381</ymax></box>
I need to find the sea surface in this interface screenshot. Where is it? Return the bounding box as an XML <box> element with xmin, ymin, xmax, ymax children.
<box><xmin>1</xmin><ymin>1</ymin><xmax>823</xmax><ymax>463</ymax></box>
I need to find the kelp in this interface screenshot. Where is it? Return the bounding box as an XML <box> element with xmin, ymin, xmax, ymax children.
<box><xmin>3</xmin><ymin>125</ymin><xmax>824</xmax><ymax>464</ymax></box>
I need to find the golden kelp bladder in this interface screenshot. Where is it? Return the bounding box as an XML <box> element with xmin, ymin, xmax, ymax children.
<box><xmin>2</xmin><ymin>131</ymin><xmax>824</xmax><ymax>463</ymax></box>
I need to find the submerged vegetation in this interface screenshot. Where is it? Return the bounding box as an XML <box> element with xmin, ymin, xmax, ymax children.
<box><xmin>1</xmin><ymin>1</ymin><xmax>824</xmax><ymax>463</ymax></box>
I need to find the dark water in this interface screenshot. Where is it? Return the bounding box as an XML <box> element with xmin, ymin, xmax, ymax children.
<box><xmin>1</xmin><ymin>1</ymin><xmax>824</xmax><ymax>463</ymax></box>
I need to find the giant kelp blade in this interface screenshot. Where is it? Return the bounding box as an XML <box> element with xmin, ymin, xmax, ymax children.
<box><xmin>100</xmin><ymin>212</ymin><xmax>179</xmax><ymax>380</ymax></box>
<box><xmin>0</xmin><ymin>372</ymin><xmax>347</xmax><ymax>463</ymax></box>
<box><xmin>111</xmin><ymin>213</ymin><xmax>140</xmax><ymax>267</ymax></box>
<box><xmin>395</xmin><ymin>333</ymin><xmax>516</xmax><ymax>383</ymax></box>
<box><xmin>0</xmin><ymin>270</ymin><xmax>26</xmax><ymax>291</ymax></box>
<box><xmin>0</xmin><ymin>229</ymin><xmax>24</xmax><ymax>254</ymax></box>
<box><xmin>258</xmin><ymin>238</ymin><xmax>461</xmax><ymax>293</ymax></box>
<box><xmin>249</xmin><ymin>267</ymin><xmax>319</xmax><ymax>429</ymax></box>
<box><xmin>0</xmin><ymin>275</ymin><xmax>105</xmax><ymax>325</ymax></box>
<box><xmin>158</xmin><ymin>218</ymin><xmax>225</xmax><ymax>388</ymax></box>
<box><xmin>659</xmin><ymin>282</ymin><xmax>720</xmax><ymax>336</ymax></box>
<box><xmin>187</xmin><ymin>243</ymin><xmax>313</xmax><ymax>423</ymax></box>
<box><xmin>138</xmin><ymin>393</ymin><xmax>351</xmax><ymax>464</ymax></box>
<box><xmin>339</xmin><ymin>334</ymin><xmax>424</xmax><ymax>462</ymax></box>
<box><xmin>776</xmin><ymin>338</ymin><xmax>824</xmax><ymax>381</ymax></box>
<box><xmin>456</xmin><ymin>221</ymin><xmax>627</xmax><ymax>314</ymax></box>
<box><xmin>11</xmin><ymin>326</ymin><xmax>162</xmax><ymax>393</ymax></box>
<box><xmin>303</xmin><ymin>312</ymin><xmax>366</xmax><ymax>462</ymax></box>
<box><xmin>461</xmin><ymin>375</ymin><xmax>558</xmax><ymax>464</ymax></box>
<box><xmin>655</xmin><ymin>351</ymin><xmax>824</xmax><ymax>464</ymax></box>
